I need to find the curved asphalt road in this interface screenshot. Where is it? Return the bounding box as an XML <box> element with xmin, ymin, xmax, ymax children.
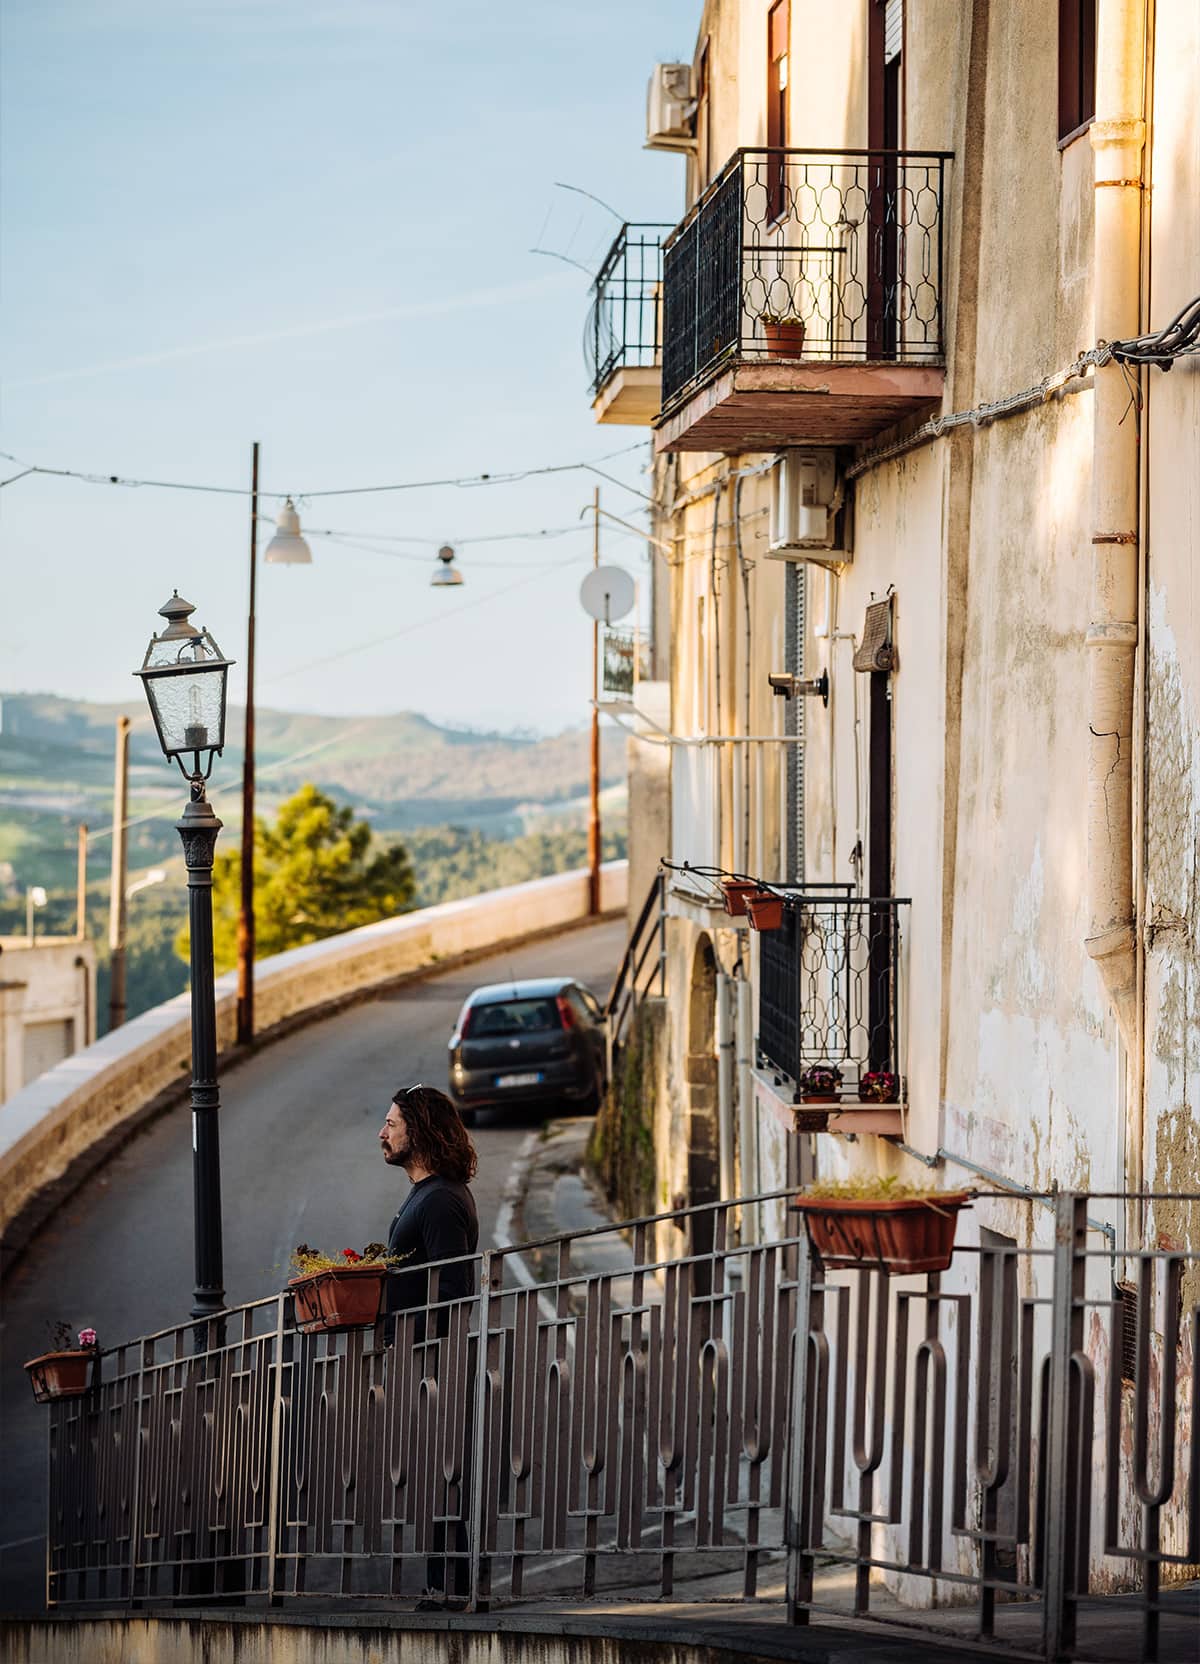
<box><xmin>0</xmin><ymin>915</ymin><xmax>625</xmax><ymax>1613</ymax></box>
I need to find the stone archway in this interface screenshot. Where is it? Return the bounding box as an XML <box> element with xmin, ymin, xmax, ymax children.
<box><xmin>686</xmin><ymin>935</ymin><xmax>720</xmax><ymax>1269</ymax></box>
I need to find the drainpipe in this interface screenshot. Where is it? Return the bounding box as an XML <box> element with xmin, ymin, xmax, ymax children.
<box><xmin>716</xmin><ymin>970</ymin><xmax>737</xmax><ymax>1206</ymax></box>
<box><xmin>1084</xmin><ymin>0</ymin><xmax>1146</xmax><ymax>1049</ymax></box>
<box><xmin>735</xmin><ymin>975</ymin><xmax>758</xmax><ymax>1242</ymax></box>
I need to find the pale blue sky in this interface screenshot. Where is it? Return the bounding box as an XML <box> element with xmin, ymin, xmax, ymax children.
<box><xmin>1</xmin><ymin>0</ymin><xmax>696</xmax><ymax>732</ymax></box>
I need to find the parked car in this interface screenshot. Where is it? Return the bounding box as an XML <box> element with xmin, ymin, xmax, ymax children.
<box><xmin>447</xmin><ymin>976</ymin><xmax>607</xmax><ymax>1126</ymax></box>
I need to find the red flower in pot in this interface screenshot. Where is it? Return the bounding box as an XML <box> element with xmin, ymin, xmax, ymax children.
<box><xmin>799</xmin><ymin>1064</ymin><xmax>843</xmax><ymax>1104</ymax></box>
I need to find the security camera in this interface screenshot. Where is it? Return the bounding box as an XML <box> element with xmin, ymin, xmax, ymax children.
<box><xmin>768</xmin><ymin>670</ymin><xmax>829</xmax><ymax>707</ymax></box>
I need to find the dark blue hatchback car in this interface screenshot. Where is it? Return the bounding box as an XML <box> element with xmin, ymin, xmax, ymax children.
<box><xmin>447</xmin><ymin>976</ymin><xmax>607</xmax><ymax>1126</ymax></box>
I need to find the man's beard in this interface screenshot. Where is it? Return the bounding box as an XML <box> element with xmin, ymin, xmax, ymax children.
<box><xmin>381</xmin><ymin>1146</ymin><xmax>409</xmax><ymax>1167</ymax></box>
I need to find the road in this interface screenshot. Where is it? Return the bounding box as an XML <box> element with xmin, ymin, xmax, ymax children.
<box><xmin>0</xmin><ymin>915</ymin><xmax>625</xmax><ymax>1614</ymax></box>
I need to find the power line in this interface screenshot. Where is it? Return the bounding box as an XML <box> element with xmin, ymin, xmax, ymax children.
<box><xmin>0</xmin><ymin>440</ymin><xmax>651</xmax><ymax>504</ymax></box>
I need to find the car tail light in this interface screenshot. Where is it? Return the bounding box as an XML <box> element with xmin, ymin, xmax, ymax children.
<box><xmin>556</xmin><ymin>994</ymin><xmax>576</xmax><ymax>1029</ymax></box>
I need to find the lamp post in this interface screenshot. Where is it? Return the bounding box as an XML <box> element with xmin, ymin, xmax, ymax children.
<box><xmin>135</xmin><ymin>592</ymin><xmax>234</xmax><ymax>1326</ymax></box>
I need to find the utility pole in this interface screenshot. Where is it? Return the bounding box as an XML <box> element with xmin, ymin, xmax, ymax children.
<box><xmin>107</xmin><ymin>716</ymin><xmax>131</xmax><ymax>1030</ymax></box>
<box><xmin>588</xmin><ymin>485</ymin><xmax>602</xmax><ymax>915</ymax></box>
<box><xmin>75</xmin><ymin>823</ymin><xmax>88</xmax><ymax>941</ymax></box>
<box><xmin>236</xmin><ymin>441</ymin><xmax>259</xmax><ymax>1047</ymax></box>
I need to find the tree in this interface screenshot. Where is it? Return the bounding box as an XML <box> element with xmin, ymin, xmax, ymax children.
<box><xmin>177</xmin><ymin>784</ymin><xmax>415</xmax><ymax>973</ymax></box>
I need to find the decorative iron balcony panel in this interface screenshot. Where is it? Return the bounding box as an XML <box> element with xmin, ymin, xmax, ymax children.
<box><xmin>600</xmin><ymin>626</ymin><xmax>649</xmax><ymax>697</ymax></box>
<box><xmin>758</xmin><ymin>893</ymin><xmax>908</xmax><ymax>1099</ymax></box>
<box><xmin>586</xmin><ymin>223</ymin><xmax>670</xmax><ymax>421</ymax></box>
<box><xmin>658</xmin><ymin>149</ymin><xmax>951</xmax><ymax>447</ymax></box>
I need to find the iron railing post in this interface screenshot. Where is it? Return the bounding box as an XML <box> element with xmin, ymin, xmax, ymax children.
<box><xmin>264</xmin><ymin>1294</ymin><xmax>287</xmax><ymax>1605</ymax></box>
<box><xmin>1043</xmin><ymin>1192</ymin><xmax>1088</xmax><ymax>1660</ymax></box>
<box><xmin>468</xmin><ymin>1249</ymin><xmax>501</xmax><ymax>1611</ymax></box>
<box><xmin>785</xmin><ymin>1226</ymin><xmax>818</xmax><ymax>1624</ymax></box>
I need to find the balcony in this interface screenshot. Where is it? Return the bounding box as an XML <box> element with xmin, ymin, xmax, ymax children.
<box><xmin>656</xmin><ymin>149</ymin><xmax>951</xmax><ymax>452</ymax></box>
<box><xmin>586</xmin><ymin>223</ymin><xmax>670</xmax><ymax>424</ymax></box>
<box><xmin>757</xmin><ymin>892</ymin><xmax>908</xmax><ymax>1134</ymax></box>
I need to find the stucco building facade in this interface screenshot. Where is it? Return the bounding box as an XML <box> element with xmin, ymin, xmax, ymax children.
<box><xmin>590</xmin><ymin>0</ymin><xmax>1199</xmax><ymax>1261</ymax></box>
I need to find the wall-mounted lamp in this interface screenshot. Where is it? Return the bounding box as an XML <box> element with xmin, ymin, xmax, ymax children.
<box><xmin>768</xmin><ymin>670</ymin><xmax>829</xmax><ymax>707</ymax></box>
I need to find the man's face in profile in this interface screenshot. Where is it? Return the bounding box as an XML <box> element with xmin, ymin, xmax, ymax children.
<box><xmin>379</xmin><ymin>1102</ymin><xmax>410</xmax><ymax>1167</ymax></box>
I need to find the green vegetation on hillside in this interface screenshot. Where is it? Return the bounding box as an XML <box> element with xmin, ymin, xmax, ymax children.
<box><xmin>189</xmin><ymin>785</ymin><xmax>417</xmax><ymax>974</ymax></box>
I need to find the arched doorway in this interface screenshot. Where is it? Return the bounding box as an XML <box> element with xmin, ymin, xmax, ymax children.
<box><xmin>686</xmin><ymin>936</ymin><xmax>720</xmax><ymax>1272</ymax></box>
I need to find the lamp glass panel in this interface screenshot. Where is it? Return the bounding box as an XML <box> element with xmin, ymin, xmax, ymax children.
<box><xmin>146</xmin><ymin>663</ymin><xmax>227</xmax><ymax>755</ymax></box>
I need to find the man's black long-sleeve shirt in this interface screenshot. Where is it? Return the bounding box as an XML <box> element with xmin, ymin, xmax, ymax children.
<box><xmin>385</xmin><ymin>1174</ymin><xmax>479</xmax><ymax>1328</ymax></box>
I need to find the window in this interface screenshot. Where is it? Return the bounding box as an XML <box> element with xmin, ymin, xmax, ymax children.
<box><xmin>767</xmin><ymin>0</ymin><xmax>790</xmax><ymax>220</ymax></box>
<box><xmin>1058</xmin><ymin>0</ymin><xmax>1096</xmax><ymax>141</ymax></box>
<box><xmin>466</xmin><ymin>998</ymin><xmax>559</xmax><ymax>1036</ymax></box>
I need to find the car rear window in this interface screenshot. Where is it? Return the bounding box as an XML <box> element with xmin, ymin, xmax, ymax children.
<box><xmin>467</xmin><ymin>998</ymin><xmax>560</xmax><ymax>1036</ymax></box>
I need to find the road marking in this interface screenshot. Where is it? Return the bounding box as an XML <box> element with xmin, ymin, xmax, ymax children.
<box><xmin>492</xmin><ymin>1128</ymin><xmax>560</xmax><ymax>1325</ymax></box>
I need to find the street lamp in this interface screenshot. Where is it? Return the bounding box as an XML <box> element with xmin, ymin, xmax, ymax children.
<box><xmin>135</xmin><ymin>591</ymin><xmax>234</xmax><ymax>1326</ymax></box>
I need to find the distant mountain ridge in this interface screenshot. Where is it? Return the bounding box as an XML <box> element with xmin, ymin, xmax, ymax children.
<box><xmin>0</xmin><ymin>692</ymin><xmax>624</xmax><ymax>822</ymax></box>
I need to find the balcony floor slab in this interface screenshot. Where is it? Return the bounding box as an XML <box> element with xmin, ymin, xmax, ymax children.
<box><xmin>592</xmin><ymin>364</ymin><xmax>662</xmax><ymax>426</ymax></box>
<box><xmin>654</xmin><ymin>360</ymin><xmax>945</xmax><ymax>453</ymax></box>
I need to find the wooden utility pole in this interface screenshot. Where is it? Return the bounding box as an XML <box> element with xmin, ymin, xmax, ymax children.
<box><xmin>75</xmin><ymin>823</ymin><xmax>88</xmax><ymax>941</ymax></box>
<box><xmin>588</xmin><ymin>486</ymin><xmax>602</xmax><ymax>915</ymax></box>
<box><xmin>107</xmin><ymin>716</ymin><xmax>131</xmax><ymax>1030</ymax></box>
<box><xmin>236</xmin><ymin>441</ymin><xmax>259</xmax><ymax>1047</ymax></box>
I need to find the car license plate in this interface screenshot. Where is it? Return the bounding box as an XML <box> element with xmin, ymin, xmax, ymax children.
<box><xmin>495</xmin><ymin>1071</ymin><xmax>542</xmax><ymax>1088</ymax></box>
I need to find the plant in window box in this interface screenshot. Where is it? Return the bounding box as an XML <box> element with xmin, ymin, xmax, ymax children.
<box><xmin>25</xmin><ymin>1323</ymin><xmax>100</xmax><ymax>1404</ymax></box>
<box><xmin>798</xmin><ymin>1063</ymin><xmax>843</xmax><ymax>1104</ymax></box>
<box><xmin>760</xmin><ymin>313</ymin><xmax>806</xmax><ymax>358</ymax></box>
<box><xmin>859</xmin><ymin>1071</ymin><xmax>899</xmax><ymax>1104</ymax></box>
<box><xmin>288</xmin><ymin>1243</ymin><xmax>412</xmax><ymax>1334</ymax></box>
<box><xmin>793</xmin><ymin>1177</ymin><xmax>971</xmax><ymax>1275</ymax></box>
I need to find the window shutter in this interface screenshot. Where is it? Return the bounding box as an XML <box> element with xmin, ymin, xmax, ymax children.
<box><xmin>853</xmin><ymin>596</ymin><xmax>898</xmax><ymax>673</ymax></box>
<box><xmin>883</xmin><ymin>0</ymin><xmax>903</xmax><ymax>65</ymax></box>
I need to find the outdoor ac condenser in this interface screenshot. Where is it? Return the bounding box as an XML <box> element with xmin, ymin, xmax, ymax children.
<box><xmin>766</xmin><ymin>450</ymin><xmax>852</xmax><ymax>567</ymax></box>
<box><xmin>645</xmin><ymin>64</ymin><xmax>696</xmax><ymax>153</ymax></box>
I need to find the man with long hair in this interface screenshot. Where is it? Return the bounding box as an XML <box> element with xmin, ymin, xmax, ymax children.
<box><xmin>378</xmin><ymin>1083</ymin><xmax>479</xmax><ymax>1611</ymax></box>
<box><xmin>379</xmin><ymin>1083</ymin><xmax>479</xmax><ymax>1322</ymax></box>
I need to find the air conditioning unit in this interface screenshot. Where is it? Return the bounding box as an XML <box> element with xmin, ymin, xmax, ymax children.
<box><xmin>645</xmin><ymin>63</ymin><xmax>696</xmax><ymax>153</ymax></box>
<box><xmin>766</xmin><ymin>450</ymin><xmax>851</xmax><ymax>567</ymax></box>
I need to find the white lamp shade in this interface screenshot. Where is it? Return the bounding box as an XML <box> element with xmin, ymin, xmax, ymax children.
<box><xmin>431</xmin><ymin>543</ymin><xmax>463</xmax><ymax>587</ymax></box>
<box><xmin>264</xmin><ymin>500</ymin><xmax>313</xmax><ymax>565</ymax></box>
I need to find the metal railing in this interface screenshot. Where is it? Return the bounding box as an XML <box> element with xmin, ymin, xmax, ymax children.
<box><xmin>789</xmin><ymin>1192</ymin><xmax>1200</xmax><ymax>1661</ymax></box>
<box><xmin>600</xmin><ymin>626</ymin><xmax>650</xmax><ymax>698</ymax></box>
<box><xmin>586</xmin><ymin>223</ymin><xmax>670</xmax><ymax>398</ymax></box>
<box><xmin>43</xmin><ymin>1189</ymin><xmax>1199</xmax><ymax>1661</ymax></box>
<box><xmin>605</xmin><ymin>871</ymin><xmax>666</xmax><ymax>1068</ymax></box>
<box><xmin>661</xmin><ymin>148</ymin><xmax>951</xmax><ymax>409</ymax></box>
<box><xmin>758</xmin><ymin>894</ymin><xmax>908</xmax><ymax>1098</ymax></box>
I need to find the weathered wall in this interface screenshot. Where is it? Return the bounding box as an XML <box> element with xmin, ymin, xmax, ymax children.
<box><xmin>0</xmin><ymin>1613</ymin><xmax>789</xmax><ymax>1664</ymax></box>
<box><xmin>0</xmin><ymin>864</ymin><xmax>627</xmax><ymax>1246</ymax></box>
<box><xmin>0</xmin><ymin>938</ymin><xmax>97</xmax><ymax>1103</ymax></box>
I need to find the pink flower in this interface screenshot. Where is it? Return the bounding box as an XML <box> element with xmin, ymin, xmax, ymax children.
<box><xmin>78</xmin><ymin>1328</ymin><xmax>98</xmax><ymax>1349</ymax></box>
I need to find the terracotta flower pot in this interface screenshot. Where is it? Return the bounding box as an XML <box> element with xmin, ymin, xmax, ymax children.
<box><xmin>801</xmin><ymin>1091</ymin><xmax>841</xmax><ymax>1104</ymax></box>
<box><xmin>745</xmin><ymin>891</ymin><xmax>784</xmax><ymax>931</ymax></box>
<box><xmin>25</xmin><ymin>1349</ymin><xmax>95</xmax><ymax>1404</ymax></box>
<box><xmin>763</xmin><ymin>319</ymin><xmax>806</xmax><ymax>358</ymax></box>
<box><xmin>288</xmin><ymin>1265</ymin><xmax>387</xmax><ymax>1333</ymax></box>
<box><xmin>793</xmin><ymin>1192</ymin><xmax>970</xmax><ymax>1275</ymax></box>
<box><xmin>721</xmin><ymin>879</ymin><xmax>759</xmax><ymax>917</ymax></box>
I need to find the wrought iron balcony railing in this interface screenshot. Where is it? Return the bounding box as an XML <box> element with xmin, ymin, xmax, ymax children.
<box><xmin>661</xmin><ymin>148</ymin><xmax>950</xmax><ymax>410</ymax></box>
<box><xmin>757</xmin><ymin>892</ymin><xmax>908</xmax><ymax>1098</ymax></box>
<box><xmin>586</xmin><ymin>222</ymin><xmax>670</xmax><ymax>398</ymax></box>
<box><xmin>600</xmin><ymin>625</ymin><xmax>650</xmax><ymax>697</ymax></box>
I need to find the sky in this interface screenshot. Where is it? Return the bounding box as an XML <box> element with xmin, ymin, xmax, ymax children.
<box><xmin>0</xmin><ymin>0</ymin><xmax>698</xmax><ymax>734</ymax></box>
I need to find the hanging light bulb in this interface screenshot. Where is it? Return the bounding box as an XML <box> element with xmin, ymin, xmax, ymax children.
<box><xmin>430</xmin><ymin>544</ymin><xmax>463</xmax><ymax>587</ymax></box>
<box><xmin>264</xmin><ymin>499</ymin><xmax>313</xmax><ymax>565</ymax></box>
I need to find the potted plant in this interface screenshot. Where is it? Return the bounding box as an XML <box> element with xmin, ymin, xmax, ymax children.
<box><xmin>745</xmin><ymin>889</ymin><xmax>784</xmax><ymax>931</ymax></box>
<box><xmin>859</xmin><ymin>1071</ymin><xmax>900</xmax><ymax>1104</ymax></box>
<box><xmin>721</xmin><ymin>877</ymin><xmax>760</xmax><ymax>917</ymax></box>
<box><xmin>793</xmin><ymin>1177</ymin><xmax>971</xmax><ymax>1275</ymax></box>
<box><xmin>761</xmin><ymin>313</ymin><xmax>806</xmax><ymax>358</ymax></box>
<box><xmin>799</xmin><ymin>1063</ymin><xmax>843</xmax><ymax>1103</ymax></box>
<box><xmin>25</xmin><ymin>1324</ymin><xmax>99</xmax><ymax>1404</ymax></box>
<box><xmin>288</xmin><ymin>1243</ymin><xmax>408</xmax><ymax>1333</ymax></box>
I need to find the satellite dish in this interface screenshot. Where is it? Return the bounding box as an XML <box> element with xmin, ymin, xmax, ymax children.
<box><xmin>580</xmin><ymin>565</ymin><xmax>635</xmax><ymax>625</ymax></box>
